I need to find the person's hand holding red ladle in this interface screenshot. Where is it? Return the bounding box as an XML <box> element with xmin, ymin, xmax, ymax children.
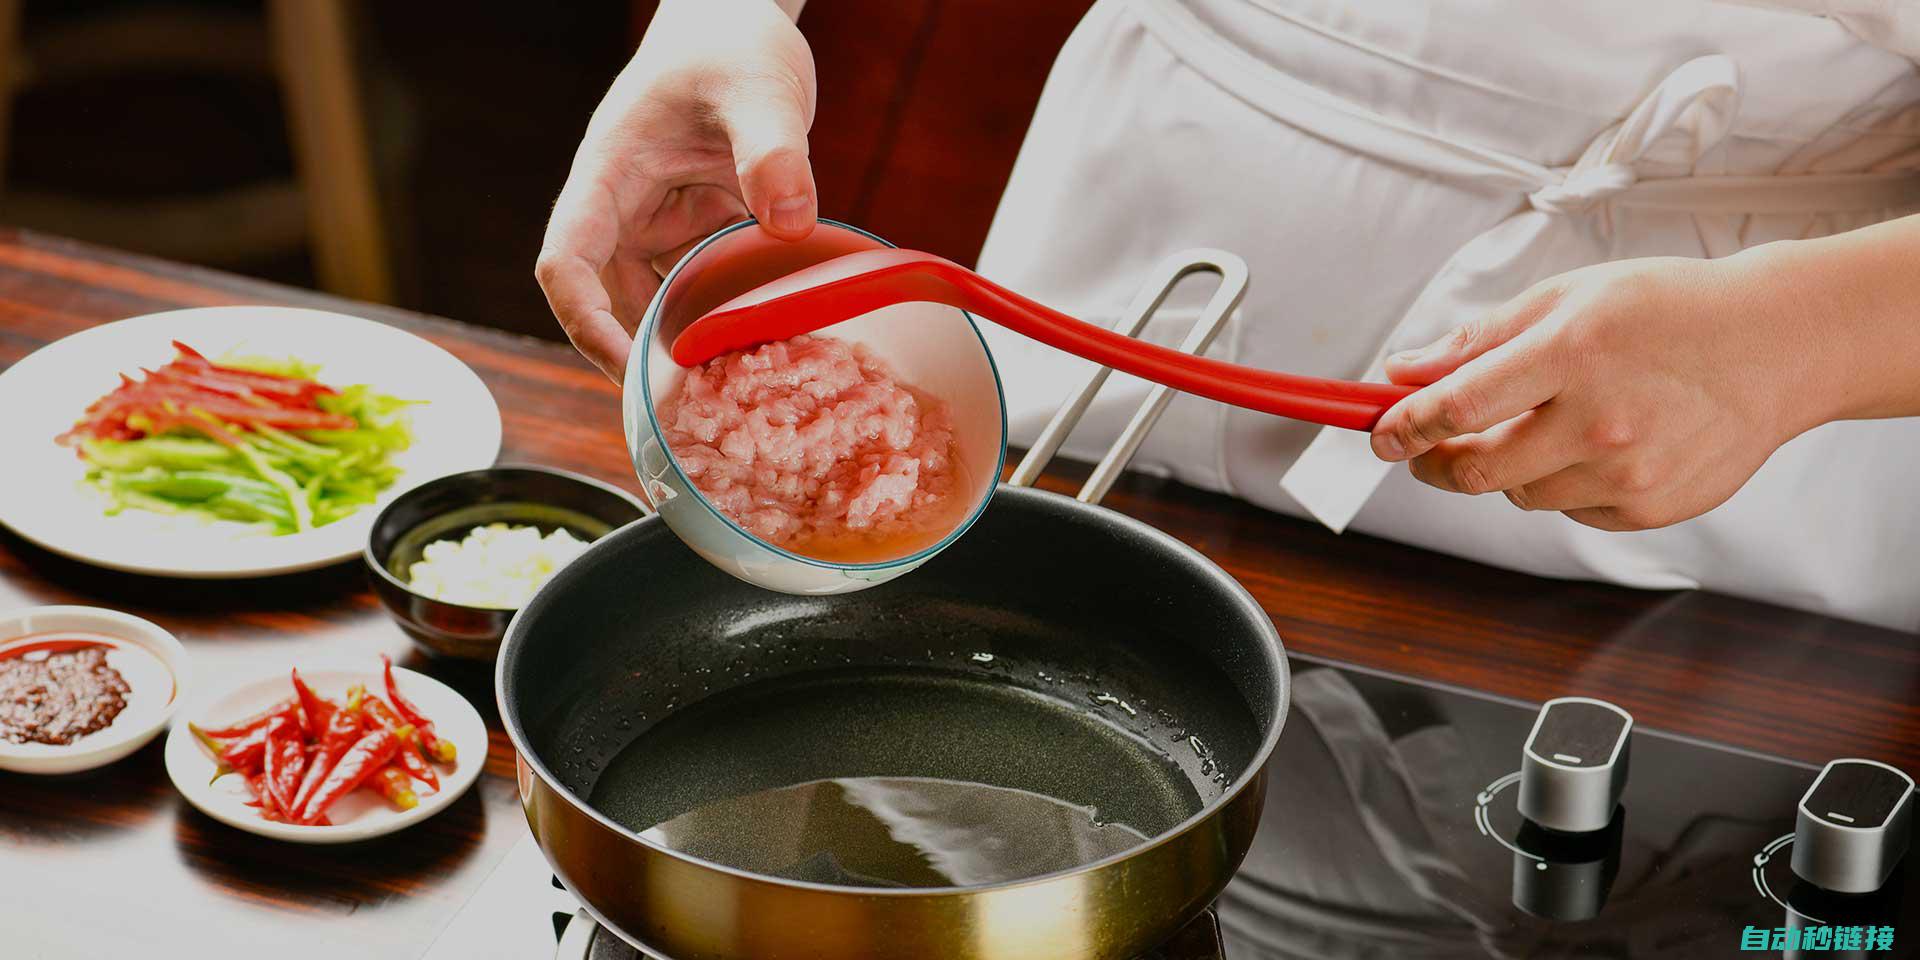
<box><xmin>536</xmin><ymin>0</ymin><xmax>817</xmax><ymax>381</ymax></box>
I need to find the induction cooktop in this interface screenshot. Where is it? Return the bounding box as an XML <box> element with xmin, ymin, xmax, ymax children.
<box><xmin>1222</xmin><ymin>658</ymin><xmax>1915</xmax><ymax>958</ymax></box>
<box><xmin>425</xmin><ymin>658</ymin><xmax>1916</xmax><ymax>959</ymax></box>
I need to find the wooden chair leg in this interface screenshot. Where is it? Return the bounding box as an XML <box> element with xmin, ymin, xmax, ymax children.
<box><xmin>267</xmin><ymin>0</ymin><xmax>392</xmax><ymax>302</ymax></box>
<box><xmin>0</xmin><ymin>0</ymin><xmax>23</xmax><ymax>188</ymax></box>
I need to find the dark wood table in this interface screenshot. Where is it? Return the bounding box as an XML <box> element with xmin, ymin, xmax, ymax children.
<box><xmin>2</xmin><ymin>228</ymin><xmax>1914</xmax><ymax>958</ymax></box>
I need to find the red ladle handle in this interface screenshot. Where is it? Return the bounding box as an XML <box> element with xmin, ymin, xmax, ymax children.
<box><xmin>671</xmin><ymin>249</ymin><xmax>1415</xmax><ymax>431</ymax></box>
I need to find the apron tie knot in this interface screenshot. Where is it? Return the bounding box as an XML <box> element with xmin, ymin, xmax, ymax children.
<box><xmin>1529</xmin><ymin>56</ymin><xmax>1743</xmax><ymax>218</ymax></box>
<box><xmin>1529</xmin><ymin>162</ymin><xmax>1637</xmax><ymax>215</ymax></box>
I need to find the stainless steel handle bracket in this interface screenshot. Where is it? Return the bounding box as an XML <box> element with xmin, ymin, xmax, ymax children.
<box><xmin>1006</xmin><ymin>249</ymin><xmax>1249</xmax><ymax>506</ymax></box>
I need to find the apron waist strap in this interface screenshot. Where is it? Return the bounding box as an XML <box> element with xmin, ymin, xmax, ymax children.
<box><xmin>1595</xmin><ymin>170</ymin><xmax>1920</xmax><ymax>215</ymax></box>
<box><xmin>1134</xmin><ymin>0</ymin><xmax>1920</xmax><ymax>218</ymax></box>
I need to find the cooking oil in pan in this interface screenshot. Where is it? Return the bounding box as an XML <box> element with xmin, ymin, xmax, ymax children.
<box><xmin>637</xmin><ymin>776</ymin><xmax>1151</xmax><ymax>887</ymax></box>
<box><xmin>588</xmin><ymin>668</ymin><xmax>1203</xmax><ymax>888</ymax></box>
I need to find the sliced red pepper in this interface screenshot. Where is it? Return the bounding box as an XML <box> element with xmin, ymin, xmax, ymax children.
<box><xmin>148</xmin><ymin>362</ymin><xmax>323</xmax><ymax>408</ymax></box>
<box><xmin>297</xmin><ymin>728</ymin><xmax>399</xmax><ymax>824</ymax></box>
<box><xmin>135</xmin><ymin>411</ymin><xmax>245</xmax><ymax>446</ymax></box>
<box><xmin>381</xmin><ymin>655</ymin><xmax>455</xmax><ymax>764</ymax></box>
<box><xmin>166</xmin><ymin>396</ymin><xmax>353</xmax><ymax>431</ymax></box>
<box><xmin>261</xmin><ymin>715</ymin><xmax>307</xmax><ymax>816</ymax></box>
<box><xmin>58</xmin><ymin>379</ymin><xmax>147</xmax><ymax>446</ymax></box>
<box><xmin>171</xmin><ymin>341</ymin><xmax>337</xmax><ymax>397</ymax></box>
<box><xmin>145</xmin><ymin>365</ymin><xmax>260</xmax><ymax>403</ymax></box>
<box><xmin>152</xmin><ymin>359</ymin><xmax>330</xmax><ymax>407</ymax></box>
<box><xmin>57</xmin><ymin>342</ymin><xmax>352</xmax><ymax>451</ymax></box>
<box><xmin>183</xmin><ymin>372</ymin><xmax>318</xmax><ymax>406</ymax></box>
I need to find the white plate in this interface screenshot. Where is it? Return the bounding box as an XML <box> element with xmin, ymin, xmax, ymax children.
<box><xmin>0</xmin><ymin>306</ymin><xmax>501</xmax><ymax>577</ymax></box>
<box><xmin>163</xmin><ymin>663</ymin><xmax>486</xmax><ymax>843</ymax></box>
<box><xmin>0</xmin><ymin>606</ymin><xmax>189</xmax><ymax>774</ymax></box>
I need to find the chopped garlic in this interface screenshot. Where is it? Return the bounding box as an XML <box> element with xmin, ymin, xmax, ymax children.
<box><xmin>406</xmin><ymin>523</ymin><xmax>590</xmax><ymax>609</ymax></box>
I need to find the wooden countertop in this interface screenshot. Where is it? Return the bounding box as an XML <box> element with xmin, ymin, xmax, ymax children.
<box><xmin>1</xmin><ymin>228</ymin><xmax>1913</xmax><ymax>957</ymax></box>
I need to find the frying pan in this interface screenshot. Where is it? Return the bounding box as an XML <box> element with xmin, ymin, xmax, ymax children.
<box><xmin>498</xmin><ymin>250</ymin><xmax>1290</xmax><ymax>960</ymax></box>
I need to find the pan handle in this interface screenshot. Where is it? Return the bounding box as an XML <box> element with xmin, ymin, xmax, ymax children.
<box><xmin>1005</xmin><ymin>249</ymin><xmax>1249</xmax><ymax>506</ymax></box>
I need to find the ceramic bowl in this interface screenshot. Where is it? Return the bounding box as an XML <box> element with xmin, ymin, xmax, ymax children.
<box><xmin>364</xmin><ymin>465</ymin><xmax>648</xmax><ymax>658</ymax></box>
<box><xmin>625</xmin><ymin>218</ymin><xmax>1006</xmax><ymax>595</ymax></box>
<box><xmin>0</xmin><ymin>605</ymin><xmax>188</xmax><ymax>774</ymax></box>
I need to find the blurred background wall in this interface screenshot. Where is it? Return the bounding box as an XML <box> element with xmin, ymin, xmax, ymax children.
<box><xmin>0</xmin><ymin>0</ymin><xmax>1094</xmax><ymax>342</ymax></box>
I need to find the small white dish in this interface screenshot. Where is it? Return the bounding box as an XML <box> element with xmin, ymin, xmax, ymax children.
<box><xmin>0</xmin><ymin>305</ymin><xmax>502</xmax><ymax>578</ymax></box>
<box><xmin>0</xmin><ymin>605</ymin><xmax>188</xmax><ymax>774</ymax></box>
<box><xmin>164</xmin><ymin>661</ymin><xmax>486</xmax><ymax>843</ymax></box>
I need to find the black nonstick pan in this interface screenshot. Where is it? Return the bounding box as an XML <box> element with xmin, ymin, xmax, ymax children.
<box><xmin>498</xmin><ymin>251</ymin><xmax>1289</xmax><ymax>960</ymax></box>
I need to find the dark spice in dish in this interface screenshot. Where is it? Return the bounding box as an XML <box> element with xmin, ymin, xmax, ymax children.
<box><xmin>0</xmin><ymin>642</ymin><xmax>131</xmax><ymax>745</ymax></box>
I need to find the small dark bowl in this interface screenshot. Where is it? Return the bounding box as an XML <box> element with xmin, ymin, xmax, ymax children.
<box><xmin>365</xmin><ymin>465</ymin><xmax>648</xmax><ymax>659</ymax></box>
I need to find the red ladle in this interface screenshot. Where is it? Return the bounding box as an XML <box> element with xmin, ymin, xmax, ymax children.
<box><xmin>671</xmin><ymin>248</ymin><xmax>1415</xmax><ymax>431</ymax></box>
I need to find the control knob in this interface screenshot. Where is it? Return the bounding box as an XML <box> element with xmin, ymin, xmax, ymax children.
<box><xmin>1517</xmin><ymin>696</ymin><xmax>1632</xmax><ymax>834</ymax></box>
<box><xmin>1790</xmin><ymin>758</ymin><xmax>1913</xmax><ymax>894</ymax></box>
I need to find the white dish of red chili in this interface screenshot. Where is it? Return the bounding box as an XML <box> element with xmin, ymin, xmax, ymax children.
<box><xmin>0</xmin><ymin>605</ymin><xmax>187</xmax><ymax>774</ymax></box>
<box><xmin>162</xmin><ymin>657</ymin><xmax>485</xmax><ymax>843</ymax></box>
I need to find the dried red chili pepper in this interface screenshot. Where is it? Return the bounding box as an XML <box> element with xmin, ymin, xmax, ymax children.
<box><xmin>290</xmin><ymin>669</ymin><xmax>334</xmax><ymax>739</ymax></box>
<box><xmin>242</xmin><ymin>773</ymin><xmax>285</xmax><ymax>822</ymax></box>
<box><xmin>188</xmin><ymin>721</ymin><xmax>269</xmax><ymax>776</ymax></box>
<box><xmin>241</xmin><ymin>771</ymin><xmax>325</xmax><ymax>823</ymax></box>
<box><xmin>290</xmin><ymin>691</ymin><xmax>364</xmax><ymax>816</ymax></box>
<box><xmin>360</xmin><ymin>694</ymin><xmax>438</xmax><ymax>791</ymax></box>
<box><xmin>367</xmin><ymin>763</ymin><xmax>418</xmax><ymax>810</ymax></box>
<box><xmin>296</xmin><ymin>727</ymin><xmax>399</xmax><ymax>823</ymax></box>
<box><xmin>261</xmin><ymin>715</ymin><xmax>307</xmax><ymax>817</ymax></box>
<box><xmin>197</xmin><ymin>698</ymin><xmax>298</xmax><ymax>739</ymax></box>
<box><xmin>381</xmin><ymin>655</ymin><xmax>454</xmax><ymax>764</ymax></box>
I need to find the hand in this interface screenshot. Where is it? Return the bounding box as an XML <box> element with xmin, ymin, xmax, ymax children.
<box><xmin>536</xmin><ymin>0</ymin><xmax>818</xmax><ymax>380</ymax></box>
<box><xmin>1368</xmin><ymin>253</ymin><xmax>1836</xmax><ymax>531</ymax></box>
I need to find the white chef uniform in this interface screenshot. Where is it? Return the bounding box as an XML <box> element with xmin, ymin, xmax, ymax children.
<box><xmin>975</xmin><ymin>0</ymin><xmax>1920</xmax><ymax>630</ymax></box>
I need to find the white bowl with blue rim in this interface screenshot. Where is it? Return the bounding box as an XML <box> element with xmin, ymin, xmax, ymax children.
<box><xmin>624</xmin><ymin>219</ymin><xmax>1006</xmax><ymax>595</ymax></box>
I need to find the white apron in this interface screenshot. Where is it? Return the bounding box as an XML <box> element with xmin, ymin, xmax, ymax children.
<box><xmin>975</xmin><ymin>0</ymin><xmax>1920</xmax><ymax>630</ymax></box>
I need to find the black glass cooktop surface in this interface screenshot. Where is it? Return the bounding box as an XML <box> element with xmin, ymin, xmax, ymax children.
<box><xmin>1220</xmin><ymin>659</ymin><xmax>1916</xmax><ymax>959</ymax></box>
